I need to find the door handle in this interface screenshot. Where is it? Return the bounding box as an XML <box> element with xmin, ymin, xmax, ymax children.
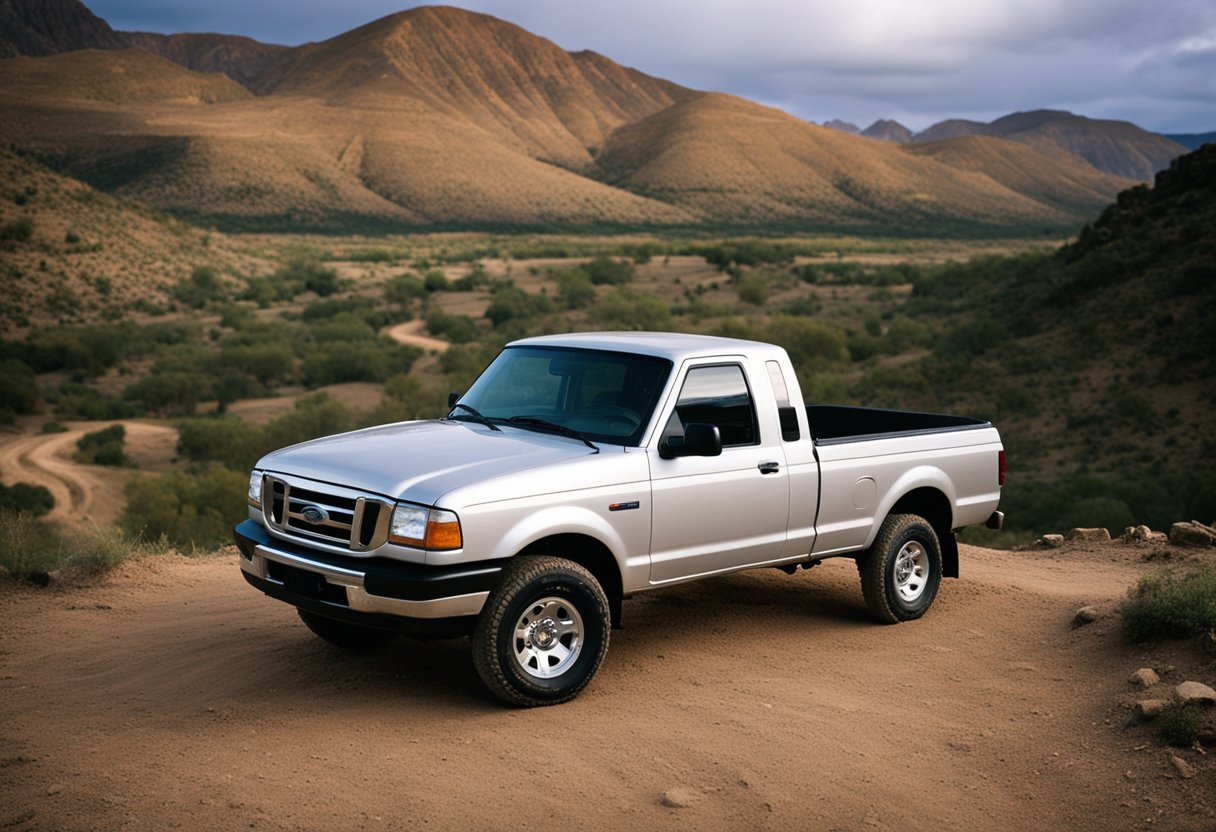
<box><xmin>758</xmin><ymin>461</ymin><xmax>780</xmax><ymax>475</ymax></box>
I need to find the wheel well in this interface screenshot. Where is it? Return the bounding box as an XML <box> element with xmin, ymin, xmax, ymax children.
<box><xmin>888</xmin><ymin>488</ymin><xmax>959</xmax><ymax>579</ymax></box>
<box><xmin>517</xmin><ymin>534</ymin><xmax>624</xmax><ymax>626</ymax></box>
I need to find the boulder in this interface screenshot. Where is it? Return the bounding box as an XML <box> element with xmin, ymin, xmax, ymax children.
<box><xmin>1135</xmin><ymin>699</ymin><xmax>1170</xmax><ymax>720</ymax></box>
<box><xmin>1170</xmin><ymin>755</ymin><xmax>1195</xmax><ymax>779</ymax></box>
<box><xmin>1121</xmin><ymin>525</ymin><xmax>1154</xmax><ymax>542</ymax></box>
<box><xmin>1176</xmin><ymin>681</ymin><xmax>1216</xmax><ymax>705</ymax></box>
<box><xmin>1066</xmin><ymin>527</ymin><xmax>1111</xmax><ymax>542</ymax></box>
<box><xmin>1072</xmin><ymin>606</ymin><xmax>1100</xmax><ymax>628</ymax></box>
<box><xmin>1168</xmin><ymin>521</ymin><xmax>1216</xmax><ymax>548</ymax></box>
<box><xmin>1130</xmin><ymin>667</ymin><xmax>1160</xmax><ymax>688</ymax></box>
<box><xmin>1036</xmin><ymin>534</ymin><xmax>1065</xmax><ymax>549</ymax></box>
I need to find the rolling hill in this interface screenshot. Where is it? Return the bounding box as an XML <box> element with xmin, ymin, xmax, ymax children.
<box><xmin>0</xmin><ymin>3</ymin><xmax>1152</xmax><ymax>232</ymax></box>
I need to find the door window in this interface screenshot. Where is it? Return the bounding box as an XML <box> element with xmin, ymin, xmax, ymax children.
<box><xmin>664</xmin><ymin>364</ymin><xmax>758</xmax><ymax>447</ymax></box>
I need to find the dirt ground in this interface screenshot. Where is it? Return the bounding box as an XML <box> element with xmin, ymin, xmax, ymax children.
<box><xmin>1</xmin><ymin>540</ymin><xmax>1213</xmax><ymax>831</ymax></box>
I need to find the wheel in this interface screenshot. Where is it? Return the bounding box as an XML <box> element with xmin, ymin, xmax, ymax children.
<box><xmin>859</xmin><ymin>513</ymin><xmax>942</xmax><ymax>624</ymax></box>
<box><xmin>298</xmin><ymin>609</ymin><xmax>395</xmax><ymax>650</ymax></box>
<box><xmin>472</xmin><ymin>556</ymin><xmax>610</xmax><ymax>706</ymax></box>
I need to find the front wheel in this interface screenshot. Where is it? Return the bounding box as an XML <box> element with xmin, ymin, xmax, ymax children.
<box><xmin>472</xmin><ymin>556</ymin><xmax>610</xmax><ymax>706</ymax></box>
<box><xmin>859</xmin><ymin>513</ymin><xmax>942</xmax><ymax>624</ymax></box>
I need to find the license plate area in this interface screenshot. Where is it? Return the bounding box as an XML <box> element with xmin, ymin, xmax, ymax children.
<box><xmin>268</xmin><ymin>561</ymin><xmax>349</xmax><ymax>606</ymax></box>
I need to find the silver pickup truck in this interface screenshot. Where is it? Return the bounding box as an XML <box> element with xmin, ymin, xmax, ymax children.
<box><xmin>234</xmin><ymin>332</ymin><xmax>1004</xmax><ymax>705</ymax></box>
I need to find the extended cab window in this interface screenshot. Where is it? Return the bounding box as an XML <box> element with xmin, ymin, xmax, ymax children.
<box><xmin>665</xmin><ymin>364</ymin><xmax>758</xmax><ymax>447</ymax></box>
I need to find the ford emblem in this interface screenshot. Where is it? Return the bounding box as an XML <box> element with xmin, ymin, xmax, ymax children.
<box><xmin>301</xmin><ymin>505</ymin><xmax>328</xmax><ymax>523</ymax></box>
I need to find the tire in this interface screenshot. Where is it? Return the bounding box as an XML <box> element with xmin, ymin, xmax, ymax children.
<box><xmin>472</xmin><ymin>556</ymin><xmax>610</xmax><ymax>707</ymax></box>
<box><xmin>859</xmin><ymin>513</ymin><xmax>942</xmax><ymax>624</ymax></box>
<box><xmin>298</xmin><ymin>609</ymin><xmax>395</xmax><ymax>650</ymax></box>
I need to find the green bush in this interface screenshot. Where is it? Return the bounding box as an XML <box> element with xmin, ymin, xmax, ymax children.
<box><xmin>0</xmin><ymin>216</ymin><xmax>33</xmax><ymax>245</ymax></box>
<box><xmin>1122</xmin><ymin>567</ymin><xmax>1216</xmax><ymax>642</ymax></box>
<box><xmin>736</xmin><ymin>273</ymin><xmax>770</xmax><ymax>305</ymax></box>
<box><xmin>590</xmin><ymin>289</ymin><xmax>672</xmax><ymax>331</ymax></box>
<box><xmin>426</xmin><ymin>311</ymin><xmax>477</xmax><ymax>343</ymax></box>
<box><xmin>1157</xmin><ymin>702</ymin><xmax>1207</xmax><ymax>747</ymax></box>
<box><xmin>583</xmin><ymin>255</ymin><xmax>634</xmax><ymax>285</ymax></box>
<box><xmin>0</xmin><ymin>358</ymin><xmax>38</xmax><ymax>418</ymax></box>
<box><xmin>384</xmin><ymin>273</ymin><xmax>425</xmax><ymax>306</ymax></box>
<box><xmin>171</xmin><ymin>266</ymin><xmax>225</xmax><ymax>308</ymax></box>
<box><xmin>122</xmin><ymin>464</ymin><xmax>248</xmax><ymax>548</ymax></box>
<box><xmin>0</xmin><ymin>482</ymin><xmax>53</xmax><ymax>516</ymax></box>
<box><xmin>556</xmin><ymin>271</ymin><xmax>596</xmax><ymax>309</ymax></box>
<box><xmin>485</xmin><ymin>286</ymin><xmax>552</xmax><ymax>327</ymax></box>
<box><xmin>0</xmin><ymin>510</ymin><xmax>64</xmax><ymax>580</ymax></box>
<box><xmin>75</xmin><ymin>424</ymin><xmax>132</xmax><ymax>467</ymax></box>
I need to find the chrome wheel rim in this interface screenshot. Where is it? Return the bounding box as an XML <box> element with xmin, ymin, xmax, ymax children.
<box><xmin>512</xmin><ymin>597</ymin><xmax>584</xmax><ymax>679</ymax></box>
<box><xmin>893</xmin><ymin>541</ymin><xmax>929</xmax><ymax>603</ymax></box>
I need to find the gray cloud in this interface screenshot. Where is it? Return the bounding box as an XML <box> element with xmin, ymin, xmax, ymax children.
<box><xmin>88</xmin><ymin>0</ymin><xmax>1216</xmax><ymax>132</ymax></box>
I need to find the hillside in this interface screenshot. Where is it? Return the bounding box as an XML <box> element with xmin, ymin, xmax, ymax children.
<box><xmin>0</xmin><ymin>0</ymin><xmax>123</xmax><ymax>57</ymax></box>
<box><xmin>0</xmin><ymin>148</ymin><xmax>269</xmax><ymax>330</ymax></box>
<box><xmin>905</xmin><ymin>144</ymin><xmax>1216</xmax><ymax>533</ymax></box>
<box><xmin>597</xmin><ymin>94</ymin><xmax>1125</xmax><ymax>230</ymax></box>
<box><xmin>0</xmin><ymin>4</ymin><xmax>1140</xmax><ymax>232</ymax></box>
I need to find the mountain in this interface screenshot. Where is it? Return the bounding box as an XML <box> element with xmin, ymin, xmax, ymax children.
<box><xmin>1165</xmin><ymin>132</ymin><xmax>1216</xmax><ymax>150</ymax></box>
<box><xmin>122</xmin><ymin>32</ymin><xmax>288</xmax><ymax>90</ymax></box>
<box><xmin>977</xmin><ymin>110</ymin><xmax>1186</xmax><ymax>181</ymax></box>
<box><xmin>905</xmin><ymin>135</ymin><xmax>1136</xmax><ymax>216</ymax></box>
<box><xmin>821</xmin><ymin>119</ymin><xmax>860</xmax><ymax>135</ymax></box>
<box><xmin>913</xmin><ymin>119</ymin><xmax>985</xmax><ymax>142</ymax></box>
<box><xmin>0</xmin><ymin>4</ymin><xmax>1137</xmax><ymax>232</ymax></box>
<box><xmin>862</xmin><ymin>119</ymin><xmax>913</xmax><ymax>143</ymax></box>
<box><xmin>0</xmin><ymin>0</ymin><xmax>124</xmax><ymax>57</ymax></box>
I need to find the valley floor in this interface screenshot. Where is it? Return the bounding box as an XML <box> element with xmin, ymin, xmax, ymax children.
<box><xmin>1</xmin><ymin>541</ymin><xmax>1213</xmax><ymax>831</ymax></box>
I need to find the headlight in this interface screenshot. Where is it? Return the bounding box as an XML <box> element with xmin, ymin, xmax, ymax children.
<box><xmin>389</xmin><ymin>504</ymin><xmax>462</xmax><ymax>550</ymax></box>
<box><xmin>247</xmin><ymin>470</ymin><xmax>263</xmax><ymax>507</ymax></box>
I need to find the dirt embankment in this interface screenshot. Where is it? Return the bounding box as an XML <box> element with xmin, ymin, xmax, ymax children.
<box><xmin>1</xmin><ymin>541</ymin><xmax>1213</xmax><ymax>831</ymax></box>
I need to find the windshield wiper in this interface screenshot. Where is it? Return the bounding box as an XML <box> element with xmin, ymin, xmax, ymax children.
<box><xmin>449</xmin><ymin>403</ymin><xmax>500</xmax><ymax>431</ymax></box>
<box><xmin>506</xmin><ymin>416</ymin><xmax>599</xmax><ymax>453</ymax></box>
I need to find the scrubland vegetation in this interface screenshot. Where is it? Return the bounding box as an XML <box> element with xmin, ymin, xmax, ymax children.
<box><xmin>1</xmin><ymin>148</ymin><xmax>1212</xmax><ymax>572</ymax></box>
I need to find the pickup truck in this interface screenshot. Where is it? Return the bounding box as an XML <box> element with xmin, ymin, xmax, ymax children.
<box><xmin>234</xmin><ymin>332</ymin><xmax>1004</xmax><ymax>706</ymax></box>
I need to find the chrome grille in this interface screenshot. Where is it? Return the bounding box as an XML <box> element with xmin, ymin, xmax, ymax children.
<box><xmin>261</xmin><ymin>474</ymin><xmax>391</xmax><ymax>552</ymax></box>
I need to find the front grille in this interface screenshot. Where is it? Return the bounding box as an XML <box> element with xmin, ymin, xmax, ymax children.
<box><xmin>261</xmin><ymin>475</ymin><xmax>391</xmax><ymax>552</ymax></box>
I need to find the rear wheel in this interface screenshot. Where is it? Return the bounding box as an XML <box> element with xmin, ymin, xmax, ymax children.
<box><xmin>298</xmin><ymin>609</ymin><xmax>395</xmax><ymax>650</ymax></box>
<box><xmin>472</xmin><ymin>556</ymin><xmax>610</xmax><ymax>707</ymax></box>
<box><xmin>859</xmin><ymin>513</ymin><xmax>942</xmax><ymax>623</ymax></box>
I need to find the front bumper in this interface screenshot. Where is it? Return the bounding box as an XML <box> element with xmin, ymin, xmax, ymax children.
<box><xmin>234</xmin><ymin>519</ymin><xmax>501</xmax><ymax>629</ymax></box>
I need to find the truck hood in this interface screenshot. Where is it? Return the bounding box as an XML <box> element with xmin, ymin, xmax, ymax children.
<box><xmin>257</xmin><ymin>419</ymin><xmax>597</xmax><ymax>506</ymax></box>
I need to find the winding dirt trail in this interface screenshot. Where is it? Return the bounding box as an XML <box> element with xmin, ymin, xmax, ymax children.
<box><xmin>1</xmin><ymin>540</ymin><xmax>1212</xmax><ymax>831</ymax></box>
<box><xmin>0</xmin><ymin>422</ymin><xmax>177</xmax><ymax>528</ymax></box>
<box><xmin>383</xmin><ymin>319</ymin><xmax>450</xmax><ymax>353</ymax></box>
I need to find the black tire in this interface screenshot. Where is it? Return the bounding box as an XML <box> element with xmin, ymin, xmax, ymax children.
<box><xmin>472</xmin><ymin>556</ymin><xmax>610</xmax><ymax>707</ymax></box>
<box><xmin>859</xmin><ymin>513</ymin><xmax>942</xmax><ymax>624</ymax></box>
<box><xmin>298</xmin><ymin>609</ymin><xmax>395</xmax><ymax>650</ymax></box>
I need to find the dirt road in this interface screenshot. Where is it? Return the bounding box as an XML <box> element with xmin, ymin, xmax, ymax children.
<box><xmin>384</xmin><ymin>319</ymin><xmax>450</xmax><ymax>353</ymax></box>
<box><xmin>1</xmin><ymin>540</ymin><xmax>1212</xmax><ymax>831</ymax></box>
<box><xmin>0</xmin><ymin>422</ymin><xmax>177</xmax><ymax>528</ymax></box>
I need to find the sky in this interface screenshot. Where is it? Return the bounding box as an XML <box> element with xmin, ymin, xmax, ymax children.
<box><xmin>88</xmin><ymin>0</ymin><xmax>1216</xmax><ymax>134</ymax></box>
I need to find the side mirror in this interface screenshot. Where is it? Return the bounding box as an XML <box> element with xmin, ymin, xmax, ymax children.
<box><xmin>659</xmin><ymin>423</ymin><xmax>722</xmax><ymax>459</ymax></box>
<box><xmin>447</xmin><ymin>391</ymin><xmax>460</xmax><ymax>410</ymax></box>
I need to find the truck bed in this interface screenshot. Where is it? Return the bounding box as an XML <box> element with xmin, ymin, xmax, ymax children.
<box><xmin>807</xmin><ymin>405</ymin><xmax>991</xmax><ymax>444</ymax></box>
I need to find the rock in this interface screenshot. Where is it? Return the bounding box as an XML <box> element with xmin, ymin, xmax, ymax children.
<box><xmin>1036</xmin><ymin>534</ymin><xmax>1065</xmax><ymax>549</ymax></box>
<box><xmin>1169</xmin><ymin>755</ymin><xmax>1195</xmax><ymax>779</ymax></box>
<box><xmin>46</xmin><ymin>783</ymin><xmax>64</xmax><ymax>796</ymax></box>
<box><xmin>1176</xmin><ymin>681</ymin><xmax>1216</xmax><ymax>705</ymax></box>
<box><xmin>1135</xmin><ymin>699</ymin><xmax>1170</xmax><ymax>721</ymax></box>
<box><xmin>1072</xmin><ymin>606</ymin><xmax>1100</xmax><ymax>628</ymax></box>
<box><xmin>1066</xmin><ymin>527</ymin><xmax>1111</xmax><ymax>542</ymax></box>
<box><xmin>1169</xmin><ymin>521</ymin><xmax>1216</xmax><ymax>548</ymax></box>
<box><xmin>1130</xmin><ymin>667</ymin><xmax>1160</xmax><ymax>688</ymax></box>
<box><xmin>660</xmin><ymin>788</ymin><xmax>699</xmax><ymax>809</ymax></box>
<box><xmin>1121</xmin><ymin>525</ymin><xmax>1154</xmax><ymax>542</ymax></box>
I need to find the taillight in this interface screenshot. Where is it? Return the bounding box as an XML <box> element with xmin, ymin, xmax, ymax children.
<box><xmin>998</xmin><ymin>450</ymin><xmax>1006</xmax><ymax>486</ymax></box>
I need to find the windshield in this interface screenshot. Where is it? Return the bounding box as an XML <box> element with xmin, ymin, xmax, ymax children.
<box><xmin>457</xmin><ymin>346</ymin><xmax>673</xmax><ymax>446</ymax></box>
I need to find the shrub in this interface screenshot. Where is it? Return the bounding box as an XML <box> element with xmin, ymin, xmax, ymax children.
<box><xmin>485</xmin><ymin>286</ymin><xmax>552</xmax><ymax>327</ymax></box>
<box><xmin>1157</xmin><ymin>702</ymin><xmax>1207</xmax><ymax>747</ymax></box>
<box><xmin>1122</xmin><ymin>567</ymin><xmax>1216</xmax><ymax>642</ymax></box>
<box><xmin>736</xmin><ymin>273</ymin><xmax>770</xmax><ymax>305</ymax></box>
<box><xmin>0</xmin><ymin>359</ymin><xmax>38</xmax><ymax>417</ymax></box>
<box><xmin>75</xmin><ymin>424</ymin><xmax>132</xmax><ymax>466</ymax></box>
<box><xmin>384</xmin><ymin>273</ymin><xmax>425</xmax><ymax>306</ymax></box>
<box><xmin>590</xmin><ymin>289</ymin><xmax>672</xmax><ymax>331</ymax></box>
<box><xmin>0</xmin><ymin>216</ymin><xmax>33</xmax><ymax>245</ymax></box>
<box><xmin>121</xmin><ymin>464</ymin><xmax>248</xmax><ymax>548</ymax></box>
<box><xmin>583</xmin><ymin>255</ymin><xmax>633</xmax><ymax>285</ymax></box>
<box><xmin>171</xmin><ymin>266</ymin><xmax>225</xmax><ymax>308</ymax></box>
<box><xmin>556</xmin><ymin>271</ymin><xmax>596</xmax><ymax>309</ymax></box>
<box><xmin>0</xmin><ymin>510</ymin><xmax>64</xmax><ymax>580</ymax></box>
<box><xmin>423</xmin><ymin>270</ymin><xmax>450</xmax><ymax>292</ymax></box>
<box><xmin>0</xmin><ymin>482</ymin><xmax>53</xmax><ymax>516</ymax></box>
<box><xmin>426</xmin><ymin>310</ymin><xmax>477</xmax><ymax>343</ymax></box>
